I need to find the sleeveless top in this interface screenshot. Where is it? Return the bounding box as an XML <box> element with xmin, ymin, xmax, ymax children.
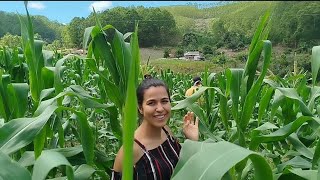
<box><xmin>111</xmin><ymin>127</ymin><xmax>182</xmax><ymax>180</ymax></box>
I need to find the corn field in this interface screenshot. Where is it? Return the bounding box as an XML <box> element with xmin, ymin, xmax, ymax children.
<box><xmin>0</xmin><ymin>2</ymin><xmax>320</xmax><ymax>180</ymax></box>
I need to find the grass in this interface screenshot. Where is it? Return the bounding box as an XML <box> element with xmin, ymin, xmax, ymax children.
<box><xmin>148</xmin><ymin>58</ymin><xmax>225</xmax><ymax>75</ymax></box>
<box><xmin>139</xmin><ymin>45</ymin><xmax>291</xmax><ymax>75</ymax></box>
<box><xmin>140</xmin><ymin>47</ymin><xmax>164</xmax><ymax>63</ymax></box>
<box><xmin>139</xmin><ymin>47</ymin><xmax>235</xmax><ymax>74</ymax></box>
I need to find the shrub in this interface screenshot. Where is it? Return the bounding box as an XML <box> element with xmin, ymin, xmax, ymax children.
<box><xmin>176</xmin><ymin>48</ymin><xmax>184</xmax><ymax>58</ymax></box>
<box><xmin>212</xmin><ymin>52</ymin><xmax>227</xmax><ymax>65</ymax></box>
<box><xmin>236</xmin><ymin>51</ymin><xmax>248</xmax><ymax>62</ymax></box>
<box><xmin>204</xmin><ymin>54</ymin><xmax>214</xmax><ymax>61</ymax></box>
<box><xmin>163</xmin><ymin>48</ymin><xmax>170</xmax><ymax>58</ymax></box>
<box><xmin>202</xmin><ymin>45</ymin><xmax>213</xmax><ymax>55</ymax></box>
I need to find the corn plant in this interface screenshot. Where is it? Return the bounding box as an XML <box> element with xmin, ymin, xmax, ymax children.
<box><xmin>0</xmin><ymin>2</ymin><xmax>140</xmax><ymax>179</ymax></box>
<box><xmin>169</xmin><ymin>9</ymin><xmax>274</xmax><ymax>179</ymax></box>
<box><xmin>82</xmin><ymin>8</ymin><xmax>140</xmax><ymax>179</ymax></box>
<box><xmin>247</xmin><ymin>46</ymin><xmax>320</xmax><ymax>179</ymax></box>
<box><xmin>1</xmin><ymin>1</ymin><xmax>320</xmax><ymax>179</ymax></box>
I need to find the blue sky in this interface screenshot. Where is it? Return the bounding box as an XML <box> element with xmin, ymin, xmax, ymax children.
<box><xmin>0</xmin><ymin>1</ymin><xmax>220</xmax><ymax>24</ymax></box>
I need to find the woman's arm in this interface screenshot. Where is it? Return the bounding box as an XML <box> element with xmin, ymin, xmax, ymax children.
<box><xmin>113</xmin><ymin>146</ymin><xmax>124</xmax><ymax>172</ymax></box>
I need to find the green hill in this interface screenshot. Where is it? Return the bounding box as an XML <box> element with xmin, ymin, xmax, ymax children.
<box><xmin>1</xmin><ymin>1</ymin><xmax>319</xmax><ymax>49</ymax></box>
<box><xmin>162</xmin><ymin>1</ymin><xmax>320</xmax><ymax>48</ymax></box>
<box><xmin>0</xmin><ymin>11</ymin><xmax>63</xmax><ymax>43</ymax></box>
<box><xmin>161</xmin><ymin>2</ymin><xmax>274</xmax><ymax>34</ymax></box>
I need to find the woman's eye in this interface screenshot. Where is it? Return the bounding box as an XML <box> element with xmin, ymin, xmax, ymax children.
<box><xmin>147</xmin><ymin>102</ymin><xmax>155</xmax><ymax>105</ymax></box>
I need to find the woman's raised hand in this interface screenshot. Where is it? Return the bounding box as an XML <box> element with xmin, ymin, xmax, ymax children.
<box><xmin>183</xmin><ymin>111</ymin><xmax>199</xmax><ymax>141</ymax></box>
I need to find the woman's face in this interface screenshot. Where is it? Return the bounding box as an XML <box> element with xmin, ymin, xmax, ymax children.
<box><xmin>139</xmin><ymin>86</ymin><xmax>171</xmax><ymax>128</ymax></box>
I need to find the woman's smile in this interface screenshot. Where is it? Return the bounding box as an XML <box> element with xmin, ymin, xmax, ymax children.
<box><xmin>153</xmin><ymin>114</ymin><xmax>167</xmax><ymax>121</ymax></box>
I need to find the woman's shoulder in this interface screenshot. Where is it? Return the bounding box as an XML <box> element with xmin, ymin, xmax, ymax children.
<box><xmin>113</xmin><ymin>143</ymin><xmax>144</xmax><ymax>172</ymax></box>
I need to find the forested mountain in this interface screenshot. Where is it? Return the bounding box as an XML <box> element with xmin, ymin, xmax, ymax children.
<box><xmin>162</xmin><ymin>1</ymin><xmax>320</xmax><ymax>49</ymax></box>
<box><xmin>0</xmin><ymin>11</ymin><xmax>63</xmax><ymax>43</ymax></box>
<box><xmin>0</xmin><ymin>1</ymin><xmax>319</xmax><ymax>49</ymax></box>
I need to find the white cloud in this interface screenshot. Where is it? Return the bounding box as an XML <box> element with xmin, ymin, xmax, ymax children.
<box><xmin>28</xmin><ymin>2</ymin><xmax>46</xmax><ymax>10</ymax></box>
<box><xmin>89</xmin><ymin>1</ymin><xmax>112</xmax><ymax>12</ymax></box>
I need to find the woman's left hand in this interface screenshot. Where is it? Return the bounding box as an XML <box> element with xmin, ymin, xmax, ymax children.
<box><xmin>183</xmin><ymin>111</ymin><xmax>199</xmax><ymax>141</ymax></box>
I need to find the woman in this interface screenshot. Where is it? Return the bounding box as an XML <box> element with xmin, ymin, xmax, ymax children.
<box><xmin>111</xmin><ymin>76</ymin><xmax>199</xmax><ymax>180</ymax></box>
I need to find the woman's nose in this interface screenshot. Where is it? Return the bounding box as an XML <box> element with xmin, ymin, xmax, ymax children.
<box><xmin>156</xmin><ymin>103</ymin><xmax>164</xmax><ymax>111</ymax></box>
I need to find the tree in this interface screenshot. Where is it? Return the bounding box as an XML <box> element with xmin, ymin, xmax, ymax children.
<box><xmin>60</xmin><ymin>25</ymin><xmax>73</xmax><ymax>48</ymax></box>
<box><xmin>67</xmin><ymin>17</ymin><xmax>86</xmax><ymax>48</ymax></box>
<box><xmin>182</xmin><ymin>33</ymin><xmax>198</xmax><ymax>47</ymax></box>
<box><xmin>0</xmin><ymin>33</ymin><xmax>21</xmax><ymax>48</ymax></box>
<box><xmin>176</xmin><ymin>48</ymin><xmax>184</xmax><ymax>58</ymax></box>
<box><xmin>137</xmin><ymin>7</ymin><xmax>177</xmax><ymax>47</ymax></box>
<box><xmin>99</xmin><ymin>7</ymin><xmax>140</xmax><ymax>34</ymax></box>
<box><xmin>211</xmin><ymin>20</ymin><xmax>226</xmax><ymax>47</ymax></box>
<box><xmin>32</xmin><ymin>16</ymin><xmax>61</xmax><ymax>43</ymax></box>
<box><xmin>202</xmin><ymin>45</ymin><xmax>213</xmax><ymax>55</ymax></box>
<box><xmin>0</xmin><ymin>11</ymin><xmax>63</xmax><ymax>44</ymax></box>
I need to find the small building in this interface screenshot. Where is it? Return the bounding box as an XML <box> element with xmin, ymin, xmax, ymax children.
<box><xmin>184</xmin><ymin>51</ymin><xmax>204</xmax><ymax>60</ymax></box>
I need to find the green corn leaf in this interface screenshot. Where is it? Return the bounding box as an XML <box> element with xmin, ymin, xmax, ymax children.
<box><xmin>46</xmin><ymin>164</ymin><xmax>95</xmax><ymax>180</ymax></box>
<box><xmin>226</xmin><ymin>68</ymin><xmax>243</xmax><ymax>123</ymax></box>
<box><xmin>219</xmin><ymin>94</ymin><xmax>229</xmax><ymax>131</ymax></box>
<box><xmin>85</xmin><ymin>58</ymin><xmax>123</xmax><ymax>108</ymax></box>
<box><xmin>7</xmin><ymin>83</ymin><xmax>29</xmax><ymax>119</ymax></box>
<box><xmin>240</xmin><ymin>40</ymin><xmax>272</xmax><ymax>131</ymax></box>
<box><xmin>18</xmin><ymin>146</ymin><xmax>83</xmax><ymax>167</ymax></box>
<box><xmin>0</xmin><ymin>105</ymin><xmax>58</xmax><ymax>155</ymax></box>
<box><xmin>92</xmin><ymin>33</ymin><xmax>119</xmax><ymax>85</ymax></box>
<box><xmin>54</xmin><ymin>54</ymin><xmax>73</xmax><ymax>96</ymax></box>
<box><xmin>0</xmin><ymin>151</ymin><xmax>31</xmax><ymax>180</ymax></box>
<box><xmin>217</xmin><ymin>73</ymin><xmax>229</xmax><ymax>131</ymax></box>
<box><xmin>287</xmin><ymin>133</ymin><xmax>313</xmax><ymax>160</ymax></box>
<box><xmin>72</xmin><ymin>111</ymin><xmax>94</xmax><ymax>166</ymax></box>
<box><xmin>257</xmin><ymin>87</ymin><xmax>274</xmax><ymax>125</ymax></box>
<box><xmin>311</xmin><ymin>46</ymin><xmax>320</xmax><ymax>86</ymax></box>
<box><xmin>73</xmin><ymin>164</ymin><xmax>96</xmax><ymax>180</ymax></box>
<box><xmin>288</xmin><ymin>168</ymin><xmax>318</xmax><ymax>180</ymax></box>
<box><xmin>39</xmin><ymin>88</ymin><xmax>55</xmax><ymax>102</ymax></box>
<box><xmin>250</xmin><ymin>116</ymin><xmax>320</xmax><ymax>150</ymax></box>
<box><xmin>270</xmin><ymin>90</ymin><xmax>284</xmax><ymax>121</ymax></box>
<box><xmin>18</xmin><ymin>4</ymin><xmax>45</xmax><ymax>104</ymax></box>
<box><xmin>41</xmin><ymin>67</ymin><xmax>54</xmax><ymax>89</ymax></box>
<box><xmin>35</xmin><ymin>89</ymin><xmax>109</xmax><ymax>116</ymax></box>
<box><xmin>172</xmin><ymin>140</ymin><xmax>273</xmax><ymax>180</ymax></box>
<box><xmin>42</xmin><ymin>50</ymin><xmax>54</xmax><ymax>67</ymax></box>
<box><xmin>312</xmin><ymin>138</ymin><xmax>320</xmax><ymax>169</ymax></box>
<box><xmin>237</xmin><ymin>40</ymin><xmax>271</xmax><ymax>131</ymax></box>
<box><xmin>187</xmin><ymin>104</ymin><xmax>221</xmax><ymax>141</ymax></box>
<box><xmin>122</xmin><ymin>26</ymin><xmax>139</xmax><ymax>180</ymax></box>
<box><xmin>130</xmin><ymin>22</ymin><xmax>140</xmax><ymax>87</ymax></box>
<box><xmin>32</xmin><ymin>151</ymin><xmax>74</xmax><ymax>180</ymax></box>
<box><xmin>172</xmin><ymin>86</ymin><xmax>212</xmax><ymax>110</ymax></box>
<box><xmin>276</xmin><ymin>88</ymin><xmax>312</xmax><ymax>116</ymax></box>
<box><xmin>101</xmin><ymin>78</ymin><xmax>123</xmax><ymax>108</ymax></box>
<box><xmin>308</xmin><ymin>86</ymin><xmax>320</xmax><ymax>111</ymax></box>
<box><xmin>111</xmin><ymin>29</ymin><xmax>132</xmax><ymax>96</ymax></box>
<box><xmin>105</xmin><ymin>106</ymin><xmax>122</xmax><ymax>141</ymax></box>
<box><xmin>244</xmin><ymin>10</ymin><xmax>271</xmax><ymax>93</ymax></box>
<box><xmin>83</xmin><ymin>26</ymin><xmax>94</xmax><ymax>50</ymax></box>
<box><xmin>0</xmin><ymin>73</ymin><xmax>11</xmax><ymax>121</ymax></box>
<box><xmin>33</xmin><ymin>124</ymin><xmax>47</xmax><ymax>159</ymax></box>
<box><xmin>277</xmin><ymin>156</ymin><xmax>312</xmax><ymax>172</ymax></box>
